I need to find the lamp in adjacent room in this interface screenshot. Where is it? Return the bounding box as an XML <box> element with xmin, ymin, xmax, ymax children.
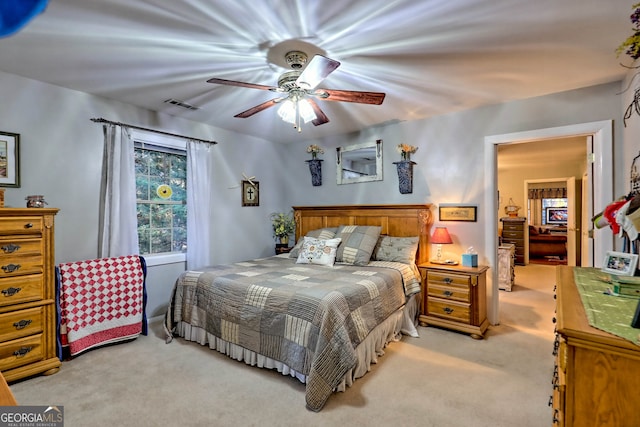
<box><xmin>431</xmin><ymin>226</ymin><xmax>453</xmax><ymax>264</ymax></box>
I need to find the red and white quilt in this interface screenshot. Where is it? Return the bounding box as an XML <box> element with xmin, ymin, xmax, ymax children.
<box><xmin>57</xmin><ymin>255</ymin><xmax>147</xmax><ymax>357</ymax></box>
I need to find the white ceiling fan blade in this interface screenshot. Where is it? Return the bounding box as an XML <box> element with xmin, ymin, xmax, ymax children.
<box><xmin>296</xmin><ymin>55</ymin><xmax>340</xmax><ymax>89</ymax></box>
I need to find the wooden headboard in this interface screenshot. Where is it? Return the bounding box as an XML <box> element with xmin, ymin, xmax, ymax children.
<box><xmin>292</xmin><ymin>204</ymin><xmax>434</xmax><ymax>265</ymax></box>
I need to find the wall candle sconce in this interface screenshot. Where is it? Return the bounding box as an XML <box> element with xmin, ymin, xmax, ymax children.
<box><xmin>430</xmin><ymin>226</ymin><xmax>457</xmax><ymax>265</ymax></box>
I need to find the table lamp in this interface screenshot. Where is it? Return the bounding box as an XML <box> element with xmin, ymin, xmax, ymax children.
<box><xmin>431</xmin><ymin>226</ymin><xmax>454</xmax><ymax>264</ymax></box>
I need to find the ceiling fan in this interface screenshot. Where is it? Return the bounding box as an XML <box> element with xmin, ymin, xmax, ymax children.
<box><xmin>206</xmin><ymin>50</ymin><xmax>386</xmax><ymax>131</ymax></box>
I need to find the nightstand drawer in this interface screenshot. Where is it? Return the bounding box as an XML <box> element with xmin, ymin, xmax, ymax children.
<box><xmin>0</xmin><ymin>334</ymin><xmax>44</xmax><ymax>372</ymax></box>
<box><xmin>428</xmin><ymin>283</ymin><xmax>470</xmax><ymax>302</ymax></box>
<box><xmin>427</xmin><ymin>298</ymin><xmax>470</xmax><ymax>323</ymax></box>
<box><xmin>427</xmin><ymin>271</ymin><xmax>470</xmax><ymax>287</ymax></box>
<box><xmin>0</xmin><ymin>307</ymin><xmax>44</xmax><ymax>342</ymax></box>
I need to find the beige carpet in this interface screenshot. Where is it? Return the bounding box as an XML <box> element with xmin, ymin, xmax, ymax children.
<box><xmin>10</xmin><ymin>264</ymin><xmax>557</xmax><ymax>427</ymax></box>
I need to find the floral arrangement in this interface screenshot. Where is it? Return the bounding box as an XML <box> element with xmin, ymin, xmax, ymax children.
<box><xmin>307</xmin><ymin>144</ymin><xmax>324</xmax><ymax>159</ymax></box>
<box><xmin>270</xmin><ymin>211</ymin><xmax>296</xmax><ymax>241</ymax></box>
<box><xmin>617</xmin><ymin>3</ymin><xmax>640</xmax><ymax>60</ymax></box>
<box><xmin>396</xmin><ymin>143</ymin><xmax>418</xmax><ymax>160</ymax></box>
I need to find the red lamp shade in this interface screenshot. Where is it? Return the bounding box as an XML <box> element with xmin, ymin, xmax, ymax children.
<box><xmin>431</xmin><ymin>227</ymin><xmax>453</xmax><ymax>244</ymax></box>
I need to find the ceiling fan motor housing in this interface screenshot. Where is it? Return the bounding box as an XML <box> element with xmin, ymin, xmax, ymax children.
<box><xmin>285</xmin><ymin>51</ymin><xmax>308</xmax><ymax>69</ymax></box>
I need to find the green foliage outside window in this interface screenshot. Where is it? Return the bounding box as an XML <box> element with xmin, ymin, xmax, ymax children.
<box><xmin>134</xmin><ymin>147</ymin><xmax>187</xmax><ymax>255</ymax></box>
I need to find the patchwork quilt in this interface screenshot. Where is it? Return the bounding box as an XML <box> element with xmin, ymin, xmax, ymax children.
<box><xmin>57</xmin><ymin>255</ymin><xmax>147</xmax><ymax>357</ymax></box>
<box><xmin>165</xmin><ymin>256</ymin><xmax>419</xmax><ymax>411</ymax></box>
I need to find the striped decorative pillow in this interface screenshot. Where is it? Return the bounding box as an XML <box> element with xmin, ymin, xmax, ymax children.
<box><xmin>334</xmin><ymin>225</ymin><xmax>382</xmax><ymax>265</ymax></box>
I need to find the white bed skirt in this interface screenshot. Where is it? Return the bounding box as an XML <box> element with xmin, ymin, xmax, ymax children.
<box><xmin>174</xmin><ymin>295</ymin><xmax>420</xmax><ymax>392</ymax></box>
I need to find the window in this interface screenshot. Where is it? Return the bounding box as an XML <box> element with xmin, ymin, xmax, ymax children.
<box><xmin>134</xmin><ymin>137</ymin><xmax>187</xmax><ymax>256</ymax></box>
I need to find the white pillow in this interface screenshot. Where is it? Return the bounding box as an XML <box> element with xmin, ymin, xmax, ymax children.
<box><xmin>296</xmin><ymin>237</ymin><xmax>342</xmax><ymax>266</ymax></box>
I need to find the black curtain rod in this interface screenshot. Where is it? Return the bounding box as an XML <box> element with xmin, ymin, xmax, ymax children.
<box><xmin>90</xmin><ymin>118</ymin><xmax>217</xmax><ymax>145</ymax></box>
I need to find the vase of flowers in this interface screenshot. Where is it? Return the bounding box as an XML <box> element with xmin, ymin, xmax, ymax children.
<box><xmin>617</xmin><ymin>3</ymin><xmax>640</xmax><ymax>61</ymax></box>
<box><xmin>270</xmin><ymin>212</ymin><xmax>296</xmax><ymax>244</ymax></box>
<box><xmin>306</xmin><ymin>144</ymin><xmax>324</xmax><ymax>186</ymax></box>
<box><xmin>397</xmin><ymin>143</ymin><xmax>418</xmax><ymax>161</ymax></box>
<box><xmin>393</xmin><ymin>144</ymin><xmax>418</xmax><ymax>194</ymax></box>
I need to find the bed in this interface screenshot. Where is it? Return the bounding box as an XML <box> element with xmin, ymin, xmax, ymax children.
<box><xmin>165</xmin><ymin>204</ymin><xmax>433</xmax><ymax>411</ymax></box>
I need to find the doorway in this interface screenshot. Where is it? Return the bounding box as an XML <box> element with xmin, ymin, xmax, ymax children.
<box><xmin>484</xmin><ymin>121</ymin><xmax>614</xmax><ymax>325</ymax></box>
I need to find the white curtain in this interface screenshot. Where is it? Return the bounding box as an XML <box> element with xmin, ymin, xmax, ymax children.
<box><xmin>99</xmin><ymin>124</ymin><xmax>139</xmax><ymax>257</ymax></box>
<box><xmin>186</xmin><ymin>140</ymin><xmax>215</xmax><ymax>270</ymax></box>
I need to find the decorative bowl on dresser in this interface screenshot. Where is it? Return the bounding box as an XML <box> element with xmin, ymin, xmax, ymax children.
<box><xmin>0</xmin><ymin>208</ymin><xmax>60</xmax><ymax>382</ymax></box>
<box><xmin>418</xmin><ymin>262</ymin><xmax>489</xmax><ymax>339</ymax></box>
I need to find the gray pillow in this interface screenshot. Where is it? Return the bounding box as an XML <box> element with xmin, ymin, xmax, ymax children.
<box><xmin>372</xmin><ymin>236</ymin><xmax>419</xmax><ymax>264</ymax></box>
<box><xmin>334</xmin><ymin>225</ymin><xmax>382</xmax><ymax>265</ymax></box>
<box><xmin>289</xmin><ymin>227</ymin><xmax>338</xmax><ymax>258</ymax></box>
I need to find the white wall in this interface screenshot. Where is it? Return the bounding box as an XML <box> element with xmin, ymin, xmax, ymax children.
<box><xmin>0</xmin><ymin>69</ymin><xmax>629</xmax><ymax>318</ymax></box>
<box><xmin>284</xmin><ymin>81</ymin><xmax>624</xmax><ymax>265</ymax></box>
<box><xmin>0</xmin><ymin>70</ymin><xmax>288</xmax><ymax>317</ymax></box>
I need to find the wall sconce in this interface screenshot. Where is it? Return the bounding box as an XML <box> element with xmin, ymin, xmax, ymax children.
<box><xmin>430</xmin><ymin>226</ymin><xmax>456</xmax><ymax>264</ymax></box>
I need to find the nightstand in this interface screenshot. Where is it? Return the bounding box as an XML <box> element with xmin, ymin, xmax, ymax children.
<box><xmin>418</xmin><ymin>263</ymin><xmax>489</xmax><ymax>339</ymax></box>
<box><xmin>275</xmin><ymin>244</ymin><xmax>292</xmax><ymax>255</ymax></box>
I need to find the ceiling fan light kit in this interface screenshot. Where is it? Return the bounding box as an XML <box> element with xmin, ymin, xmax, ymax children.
<box><xmin>206</xmin><ymin>46</ymin><xmax>386</xmax><ymax>133</ymax></box>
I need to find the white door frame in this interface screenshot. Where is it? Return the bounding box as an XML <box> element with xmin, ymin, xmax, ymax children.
<box><xmin>484</xmin><ymin>120</ymin><xmax>613</xmax><ymax>325</ymax></box>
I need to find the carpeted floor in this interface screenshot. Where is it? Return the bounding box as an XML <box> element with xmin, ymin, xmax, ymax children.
<box><xmin>9</xmin><ymin>264</ymin><xmax>557</xmax><ymax>427</ymax></box>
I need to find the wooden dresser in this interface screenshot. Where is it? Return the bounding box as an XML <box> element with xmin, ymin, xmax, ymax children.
<box><xmin>500</xmin><ymin>217</ymin><xmax>525</xmax><ymax>265</ymax></box>
<box><xmin>552</xmin><ymin>266</ymin><xmax>640</xmax><ymax>426</ymax></box>
<box><xmin>418</xmin><ymin>263</ymin><xmax>489</xmax><ymax>339</ymax></box>
<box><xmin>0</xmin><ymin>208</ymin><xmax>61</xmax><ymax>382</ymax></box>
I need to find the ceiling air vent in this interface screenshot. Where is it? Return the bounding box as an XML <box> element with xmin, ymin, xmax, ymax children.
<box><xmin>164</xmin><ymin>98</ymin><xmax>199</xmax><ymax>110</ymax></box>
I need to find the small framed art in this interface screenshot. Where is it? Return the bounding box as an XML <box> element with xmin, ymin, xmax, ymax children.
<box><xmin>0</xmin><ymin>131</ymin><xmax>20</xmax><ymax>188</ymax></box>
<box><xmin>438</xmin><ymin>204</ymin><xmax>477</xmax><ymax>222</ymax></box>
<box><xmin>602</xmin><ymin>251</ymin><xmax>639</xmax><ymax>276</ymax></box>
<box><xmin>241</xmin><ymin>180</ymin><xmax>259</xmax><ymax>207</ymax></box>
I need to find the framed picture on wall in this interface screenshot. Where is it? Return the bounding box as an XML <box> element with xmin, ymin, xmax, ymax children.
<box><xmin>241</xmin><ymin>180</ymin><xmax>259</xmax><ymax>207</ymax></box>
<box><xmin>0</xmin><ymin>131</ymin><xmax>20</xmax><ymax>188</ymax></box>
<box><xmin>438</xmin><ymin>204</ymin><xmax>477</xmax><ymax>222</ymax></box>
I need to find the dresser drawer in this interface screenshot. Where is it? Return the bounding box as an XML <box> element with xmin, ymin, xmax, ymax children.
<box><xmin>0</xmin><ymin>274</ymin><xmax>44</xmax><ymax>307</ymax></box>
<box><xmin>502</xmin><ymin>222</ymin><xmax>523</xmax><ymax>231</ymax></box>
<box><xmin>502</xmin><ymin>230</ymin><xmax>523</xmax><ymax>239</ymax></box>
<box><xmin>0</xmin><ymin>217</ymin><xmax>44</xmax><ymax>236</ymax></box>
<box><xmin>0</xmin><ymin>334</ymin><xmax>44</xmax><ymax>372</ymax></box>
<box><xmin>0</xmin><ymin>238</ymin><xmax>43</xmax><ymax>257</ymax></box>
<box><xmin>428</xmin><ymin>282</ymin><xmax>470</xmax><ymax>302</ymax></box>
<box><xmin>0</xmin><ymin>254</ymin><xmax>43</xmax><ymax>278</ymax></box>
<box><xmin>427</xmin><ymin>298</ymin><xmax>470</xmax><ymax>323</ymax></box>
<box><xmin>0</xmin><ymin>307</ymin><xmax>43</xmax><ymax>342</ymax></box>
